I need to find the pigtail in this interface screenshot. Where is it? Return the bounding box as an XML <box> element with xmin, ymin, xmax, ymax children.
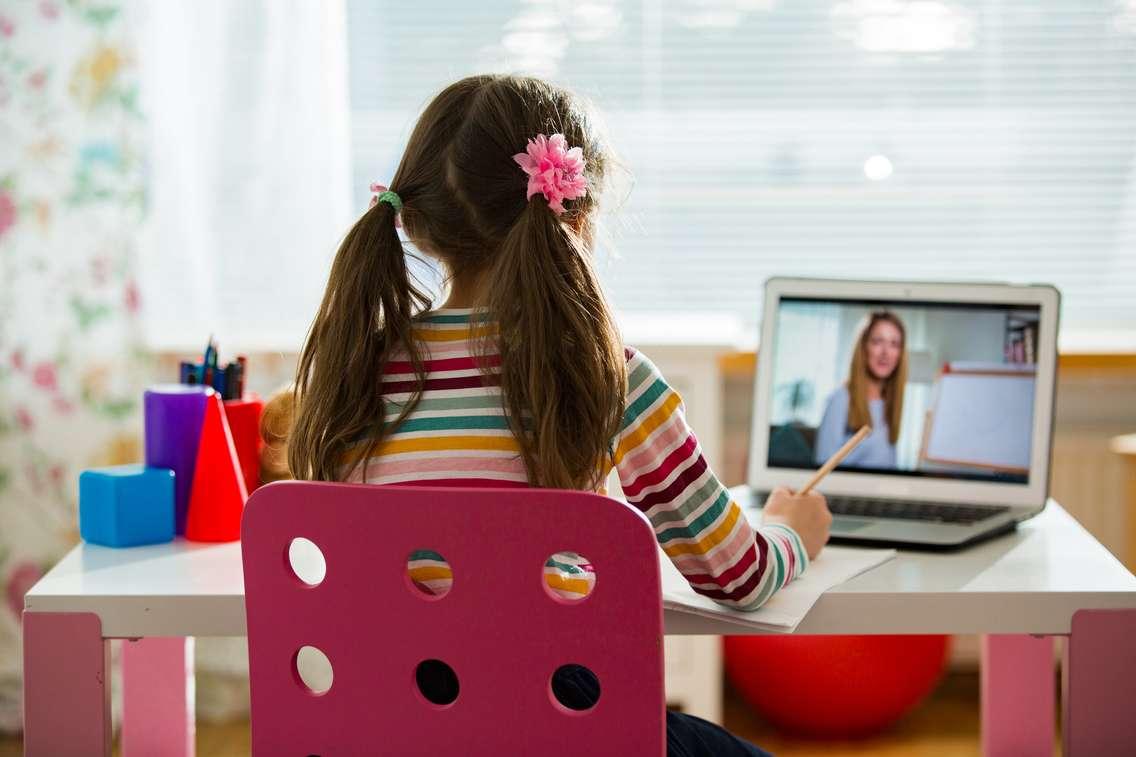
<box><xmin>289</xmin><ymin>200</ymin><xmax>431</xmax><ymax>481</ymax></box>
<box><xmin>481</xmin><ymin>201</ymin><xmax>626</xmax><ymax>490</ymax></box>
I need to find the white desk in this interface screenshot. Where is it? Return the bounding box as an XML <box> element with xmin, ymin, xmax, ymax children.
<box><xmin>23</xmin><ymin>501</ymin><xmax>1136</xmax><ymax>756</ymax></box>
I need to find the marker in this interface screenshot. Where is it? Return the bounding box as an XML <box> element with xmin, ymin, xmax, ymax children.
<box><xmin>798</xmin><ymin>425</ymin><xmax>872</xmax><ymax>496</ymax></box>
<box><xmin>211</xmin><ymin>361</ymin><xmax>227</xmax><ymax>397</ymax></box>
<box><xmin>236</xmin><ymin>355</ymin><xmax>247</xmax><ymax>399</ymax></box>
<box><xmin>201</xmin><ymin>335</ymin><xmax>214</xmax><ymax>385</ymax></box>
<box><xmin>223</xmin><ymin>362</ymin><xmax>237</xmax><ymax>400</ymax></box>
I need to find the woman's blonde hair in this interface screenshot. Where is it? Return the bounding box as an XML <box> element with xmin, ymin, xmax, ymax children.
<box><xmin>288</xmin><ymin>75</ymin><xmax>625</xmax><ymax>489</ymax></box>
<box><xmin>846</xmin><ymin>311</ymin><xmax>907</xmax><ymax>445</ymax></box>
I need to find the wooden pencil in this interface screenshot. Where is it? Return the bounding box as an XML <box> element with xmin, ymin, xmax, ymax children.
<box><xmin>799</xmin><ymin>425</ymin><xmax>872</xmax><ymax>495</ymax></box>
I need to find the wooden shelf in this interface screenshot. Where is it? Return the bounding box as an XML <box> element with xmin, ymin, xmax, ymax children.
<box><xmin>718</xmin><ymin>351</ymin><xmax>1136</xmax><ymax>379</ymax></box>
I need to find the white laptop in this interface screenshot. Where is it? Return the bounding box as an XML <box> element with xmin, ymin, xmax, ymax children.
<box><xmin>735</xmin><ymin>277</ymin><xmax>1060</xmax><ymax>549</ymax></box>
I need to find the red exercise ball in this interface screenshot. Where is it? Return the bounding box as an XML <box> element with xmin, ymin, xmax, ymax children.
<box><xmin>723</xmin><ymin>635</ymin><xmax>950</xmax><ymax>738</ymax></box>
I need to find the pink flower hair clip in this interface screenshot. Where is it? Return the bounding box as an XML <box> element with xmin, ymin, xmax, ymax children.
<box><xmin>512</xmin><ymin>133</ymin><xmax>587</xmax><ymax>216</ymax></box>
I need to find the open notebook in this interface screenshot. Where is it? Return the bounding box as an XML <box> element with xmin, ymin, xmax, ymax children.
<box><xmin>660</xmin><ymin>545</ymin><xmax>896</xmax><ymax>632</ymax></box>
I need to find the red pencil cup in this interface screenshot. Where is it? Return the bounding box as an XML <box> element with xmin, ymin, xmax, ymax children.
<box><xmin>223</xmin><ymin>394</ymin><xmax>263</xmax><ymax>495</ymax></box>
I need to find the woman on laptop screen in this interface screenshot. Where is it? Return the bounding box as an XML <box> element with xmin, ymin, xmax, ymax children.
<box><xmin>815</xmin><ymin>311</ymin><xmax>908</xmax><ymax>469</ymax></box>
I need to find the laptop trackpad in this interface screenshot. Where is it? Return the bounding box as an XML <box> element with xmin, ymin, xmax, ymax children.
<box><xmin>830</xmin><ymin>518</ymin><xmax>871</xmax><ymax>533</ymax></box>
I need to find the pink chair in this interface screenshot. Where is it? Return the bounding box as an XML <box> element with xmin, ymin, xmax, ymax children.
<box><xmin>241</xmin><ymin>481</ymin><xmax>665</xmax><ymax>755</ymax></box>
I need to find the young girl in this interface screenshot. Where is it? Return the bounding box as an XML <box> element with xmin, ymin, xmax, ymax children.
<box><xmin>285</xmin><ymin>74</ymin><xmax>831</xmax><ymax>756</ymax></box>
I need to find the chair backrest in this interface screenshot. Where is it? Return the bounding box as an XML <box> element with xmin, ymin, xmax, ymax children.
<box><xmin>241</xmin><ymin>481</ymin><xmax>665</xmax><ymax>756</ymax></box>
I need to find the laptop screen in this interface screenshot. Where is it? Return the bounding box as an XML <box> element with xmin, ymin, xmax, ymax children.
<box><xmin>767</xmin><ymin>296</ymin><xmax>1042</xmax><ymax>485</ymax></box>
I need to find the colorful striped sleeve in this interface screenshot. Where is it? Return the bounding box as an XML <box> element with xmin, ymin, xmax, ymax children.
<box><xmin>614</xmin><ymin>348</ymin><xmax>809</xmax><ymax>610</ymax></box>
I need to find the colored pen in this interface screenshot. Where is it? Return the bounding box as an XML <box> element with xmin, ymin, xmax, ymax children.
<box><xmin>201</xmin><ymin>335</ymin><xmax>214</xmax><ymax>385</ymax></box>
<box><xmin>223</xmin><ymin>363</ymin><xmax>237</xmax><ymax>400</ymax></box>
<box><xmin>212</xmin><ymin>361</ymin><xmax>227</xmax><ymax>397</ymax></box>
<box><xmin>236</xmin><ymin>355</ymin><xmax>247</xmax><ymax>399</ymax></box>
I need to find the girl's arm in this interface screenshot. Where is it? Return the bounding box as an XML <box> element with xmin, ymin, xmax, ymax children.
<box><xmin>614</xmin><ymin>349</ymin><xmax>809</xmax><ymax>611</ymax></box>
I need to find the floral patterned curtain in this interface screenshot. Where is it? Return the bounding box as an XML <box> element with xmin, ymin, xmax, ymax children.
<box><xmin>0</xmin><ymin>0</ymin><xmax>150</xmax><ymax>732</ymax></box>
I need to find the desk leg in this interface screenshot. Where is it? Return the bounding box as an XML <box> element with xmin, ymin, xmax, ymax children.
<box><xmin>980</xmin><ymin>634</ymin><xmax>1054</xmax><ymax>757</ymax></box>
<box><xmin>1063</xmin><ymin>609</ymin><xmax>1136</xmax><ymax>755</ymax></box>
<box><xmin>122</xmin><ymin>636</ymin><xmax>196</xmax><ymax>757</ymax></box>
<box><xmin>22</xmin><ymin>611</ymin><xmax>112</xmax><ymax>756</ymax></box>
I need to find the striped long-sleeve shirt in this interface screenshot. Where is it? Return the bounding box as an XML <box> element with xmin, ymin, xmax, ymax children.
<box><xmin>342</xmin><ymin>309</ymin><xmax>809</xmax><ymax>609</ymax></box>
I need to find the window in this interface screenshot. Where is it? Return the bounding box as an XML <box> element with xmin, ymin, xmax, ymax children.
<box><xmin>138</xmin><ymin>1</ymin><xmax>351</xmax><ymax>351</ymax></box>
<box><xmin>347</xmin><ymin>0</ymin><xmax>1136</xmax><ymax>347</ymax></box>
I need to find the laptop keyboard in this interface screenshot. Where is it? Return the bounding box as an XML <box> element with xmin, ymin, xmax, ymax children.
<box><xmin>824</xmin><ymin>496</ymin><xmax>1010</xmax><ymax>525</ymax></box>
<box><xmin>750</xmin><ymin>491</ymin><xmax>1012</xmax><ymax>525</ymax></box>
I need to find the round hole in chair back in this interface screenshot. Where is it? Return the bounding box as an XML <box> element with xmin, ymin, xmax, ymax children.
<box><xmin>415</xmin><ymin>659</ymin><xmax>460</xmax><ymax>706</ymax></box>
<box><xmin>405</xmin><ymin>549</ymin><xmax>452</xmax><ymax>599</ymax></box>
<box><xmin>550</xmin><ymin>663</ymin><xmax>601</xmax><ymax>712</ymax></box>
<box><xmin>294</xmin><ymin>645</ymin><xmax>333</xmax><ymax>695</ymax></box>
<box><xmin>288</xmin><ymin>537</ymin><xmax>326</xmax><ymax>586</ymax></box>
<box><xmin>541</xmin><ymin>551</ymin><xmax>595</xmax><ymax>603</ymax></box>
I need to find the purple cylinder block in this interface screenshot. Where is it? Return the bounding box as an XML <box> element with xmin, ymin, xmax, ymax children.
<box><xmin>144</xmin><ymin>385</ymin><xmax>212</xmax><ymax>535</ymax></box>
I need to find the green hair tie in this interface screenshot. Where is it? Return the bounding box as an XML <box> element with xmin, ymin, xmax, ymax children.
<box><xmin>377</xmin><ymin>190</ymin><xmax>402</xmax><ymax>212</ymax></box>
<box><xmin>368</xmin><ymin>183</ymin><xmax>403</xmax><ymax>214</ymax></box>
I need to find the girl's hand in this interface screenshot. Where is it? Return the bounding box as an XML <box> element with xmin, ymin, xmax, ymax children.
<box><xmin>761</xmin><ymin>486</ymin><xmax>832</xmax><ymax>561</ymax></box>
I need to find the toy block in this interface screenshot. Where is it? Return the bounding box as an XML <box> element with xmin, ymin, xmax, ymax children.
<box><xmin>223</xmin><ymin>394</ymin><xmax>264</xmax><ymax>494</ymax></box>
<box><xmin>144</xmin><ymin>385</ymin><xmax>211</xmax><ymax>535</ymax></box>
<box><xmin>79</xmin><ymin>465</ymin><xmax>176</xmax><ymax>547</ymax></box>
<box><xmin>185</xmin><ymin>393</ymin><xmax>248</xmax><ymax>542</ymax></box>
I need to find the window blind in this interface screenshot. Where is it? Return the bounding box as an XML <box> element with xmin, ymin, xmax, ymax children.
<box><xmin>346</xmin><ymin>0</ymin><xmax>1136</xmax><ymax>346</ymax></box>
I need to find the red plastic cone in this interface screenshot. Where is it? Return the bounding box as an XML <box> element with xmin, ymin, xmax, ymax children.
<box><xmin>186</xmin><ymin>394</ymin><xmax>248</xmax><ymax>542</ymax></box>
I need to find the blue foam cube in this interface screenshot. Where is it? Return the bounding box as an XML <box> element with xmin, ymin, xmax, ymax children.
<box><xmin>79</xmin><ymin>465</ymin><xmax>176</xmax><ymax>547</ymax></box>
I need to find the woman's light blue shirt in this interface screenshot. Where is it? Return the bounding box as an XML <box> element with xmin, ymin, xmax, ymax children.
<box><xmin>814</xmin><ymin>386</ymin><xmax>897</xmax><ymax>469</ymax></box>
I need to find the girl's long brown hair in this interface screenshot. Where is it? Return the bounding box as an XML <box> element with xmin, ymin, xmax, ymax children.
<box><xmin>289</xmin><ymin>75</ymin><xmax>625</xmax><ymax>489</ymax></box>
<box><xmin>846</xmin><ymin>311</ymin><xmax>907</xmax><ymax>445</ymax></box>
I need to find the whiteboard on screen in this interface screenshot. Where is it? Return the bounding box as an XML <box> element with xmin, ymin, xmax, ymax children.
<box><xmin>923</xmin><ymin>372</ymin><xmax>1035</xmax><ymax>472</ymax></box>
